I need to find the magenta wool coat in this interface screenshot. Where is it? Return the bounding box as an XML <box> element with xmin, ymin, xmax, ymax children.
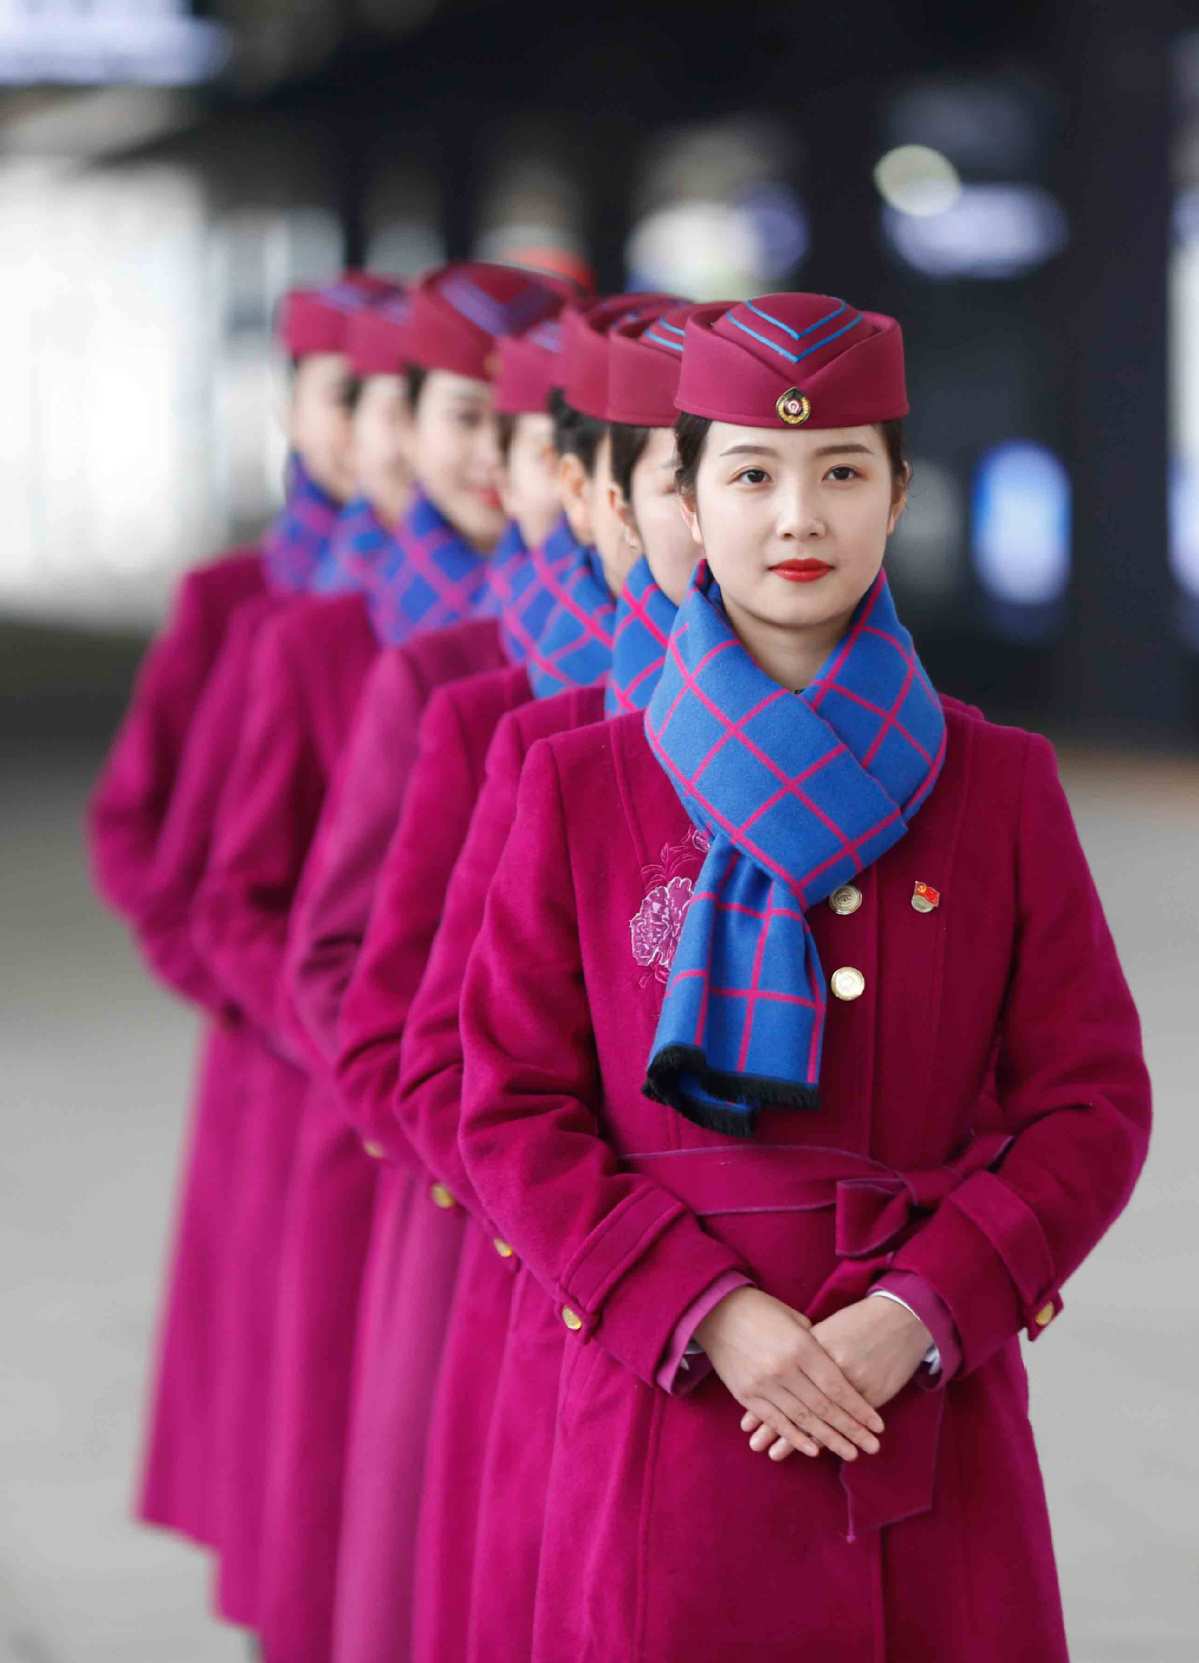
<box><xmin>192</xmin><ymin>592</ymin><xmax>377</xmax><ymax>1651</ymax></box>
<box><xmin>133</xmin><ymin>592</ymin><xmax>291</xmax><ymax>1564</ymax></box>
<box><xmin>324</xmin><ymin>655</ymin><xmax>525</xmax><ymax>1663</ymax></box>
<box><xmin>396</xmin><ymin>683</ymin><xmax>604</xmax><ymax>1663</ymax></box>
<box><xmin>458</xmin><ymin>701</ymin><xmax>1152</xmax><ymax>1663</ymax></box>
<box><xmin>87</xmin><ymin>548</ymin><xmax>264</xmax><ymax>1553</ymax></box>
<box><xmin>255</xmin><ymin>619</ymin><xmax>505</xmax><ymax>1663</ymax></box>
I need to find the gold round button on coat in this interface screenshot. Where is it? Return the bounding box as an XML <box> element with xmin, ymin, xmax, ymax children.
<box><xmin>429</xmin><ymin>1182</ymin><xmax>456</xmax><ymax>1210</ymax></box>
<box><xmin>493</xmin><ymin>1238</ymin><xmax>515</xmax><ymax>1259</ymax></box>
<box><xmin>1034</xmin><ymin>1302</ymin><xmax>1055</xmax><ymax>1327</ymax></box>
<box><xmin>561</xmin><ymin>1306</ymin><xmax>584</xmax><ymax>1332</ymax></box>
<box><xmin>362</xmin><ymin>1139</ymin><xmax>386</xmax><ymax>1160</ymax></box>
<box><xmin>830</xmin><ymin>966</ymin><xmax>866</xmax><ymax>1001</ymax></box>
<box><xmin>828</xmin><ymin>883</ymin><xmax>863</xmax><ymax>916</ymax></box>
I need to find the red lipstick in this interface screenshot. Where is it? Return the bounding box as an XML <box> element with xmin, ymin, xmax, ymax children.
<box><xmin>771</xmin><ymin>558</ymin><xmax>832</xmax><ymax>583</ymax></box>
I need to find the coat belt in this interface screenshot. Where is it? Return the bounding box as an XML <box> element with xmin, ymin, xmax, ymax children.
<box><xmin>623</xmin><ymin>1130</ymin><xmax>1015</xmax><ymax>1538</ymax></box>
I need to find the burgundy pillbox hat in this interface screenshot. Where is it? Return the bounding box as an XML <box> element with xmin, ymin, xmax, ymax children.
<box><xmin>494</xmin><ymin>313</ymin><xmax>566</xmax><ymax>415</ymax></box>
<box><xmin>675</xmin><ymin>293</ymin><xmax>908</xmax><ymax>429</ymax></box>
<box><xmin>561</xmin><ymin>292</ymin><xmax>681</xmax><ymax>422</ymax></box>
<box><xmin>347</xmin><ymin>287</ymin><xmax>413</xmax><ymax>377</ymax></box>
<box><xmin>277</xmin><ymin>271</ymin><xmax>399</xmax><ymax>359</ymax></box>
<box><xmin>607</xmin><ymin>302</ymin><xmax>714</xmax><ymax>428</ymax></box>
<box><xmin>402</xmin><ymin>261</ymin><xmax>562</xmax><ymax>382</ymax></box>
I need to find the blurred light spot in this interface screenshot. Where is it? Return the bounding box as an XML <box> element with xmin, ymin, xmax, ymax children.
<box><xmin>885</xmin><ymin>459</ymin><xmax>964</xmax><ymax>601</ymax></box>
<box><xmin>734</xmin><ymin>183</ymin><xmax>810</xmax><ymax>278</ymax></box>
<box><xmin>367</xmin><ymin>219</ymin><xmax>446</xmax><ymax>276</ymax></box>
<box><xmin>873</xmin><ymin>145</ymin><xmax>961</xmax><ymax>217</ymax></box>
<box><xmin>972</xmin><ymin>442</ymin><xmax>1071</xmax><ymax>609</ymax></box>
<box><xmin>1169</xmin><ymin>459</ymin><xmax>1199</xmax><ymax>598</ymax></box>
<box><xmin>0</xmin><ymin>0</ymin><xmax>228</xmax><ymax>86</ymax></box>
<box><xmin>626</xmin><ymin>194</ymin><xmax>808</xmax><ymax>297</ymax></box>
<box><xmin>883</xmin><ymin>185</ymin><xmax>1067</xmax><ymax>279</ymax></box>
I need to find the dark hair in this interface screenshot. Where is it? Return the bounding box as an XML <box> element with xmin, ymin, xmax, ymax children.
<box><xmin>404</xmin><ymin>363</ymin><xmax>428</xmax><ymax>411</ymax></box>
<box><xmin>496</xmin><ymin>410</ymin><xmax>518</xmax><ymax>461</ymax></box>
<box><xmin>609</xmin><ymin>421</ymin><xmax>653</xmax><ymax>503</ymax></box>
<box><xmin>548</xmin><ymin>386</ymin><xmax>606</xmax><ymax>476</ymax></box>
<box><xmin>674</xmin><ymin>412</ymin><xmax>910</xmax><ymax>494</ymax></box>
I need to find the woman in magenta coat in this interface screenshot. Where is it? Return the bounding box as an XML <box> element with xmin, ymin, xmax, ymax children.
<box><xmin>457</xmin><ymin>294</ymin><xmax>1152</xmax><ymax>1662</ymax></box>
<box><xmin>376</xmin><ymin>300</ymin><xmax>700</xmax><ymax>1663</ymax></box>
<box><xmin>325</xmin><ymin>293</ymin><xmax>662</xmax><ymax>1663</ymax></box>
<box><xmin>88</xmin><ymin>271</ymin><xmax>384</xmax><ymax>1561</ymax></box>
<box><xmin>194</xmin><ymin>261</ymin><xmax>561</xmax><ymax>1663</ymax></box>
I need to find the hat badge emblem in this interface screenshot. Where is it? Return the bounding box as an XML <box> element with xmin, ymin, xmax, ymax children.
<box><xmin>776</xmin><ymin>387</ymin><xmax>811</xmax><ymax>426</ymax></box>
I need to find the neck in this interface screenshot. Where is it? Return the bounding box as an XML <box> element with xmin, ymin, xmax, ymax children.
<box><xmin>369</xmin><ymin>481</ymin><xmax>412</xmax><ymax>531</ymax></box>
<box><xmin>721</xmin><ymin>590</ymin><xmax>856</xmax><ymax>692</ymax></box>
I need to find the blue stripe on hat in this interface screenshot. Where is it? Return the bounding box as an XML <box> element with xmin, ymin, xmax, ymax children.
<box><xmin>728</xmin><ymin>308</ymin><xmax>864</xmax><ymax>366</ymax></box>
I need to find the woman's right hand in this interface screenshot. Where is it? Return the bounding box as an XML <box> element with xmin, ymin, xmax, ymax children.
<box><xmin>694</xmin><ymin>1286</ymin><xmax>884</xmax><ymax>1462</ymax></box>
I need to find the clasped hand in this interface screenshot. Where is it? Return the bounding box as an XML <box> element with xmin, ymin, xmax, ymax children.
<box><xmin>693</xmin><ymin>1286</ymin><xmax>933</xmax><ymax>1464</ymax></box>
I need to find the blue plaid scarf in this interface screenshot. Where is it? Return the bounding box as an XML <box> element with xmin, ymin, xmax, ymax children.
<box><xmin>498</xmin><ymin>514</ymin><xmax>575</xmax><ymax>667</ymax></box>
<box><xmin>313</xmin><ymin>496</ymin><xmax>397</xmax><ymax>599</ymax></box>
<box><xmin>604</xmin><ymin>556</ymin><xmax>678</xmax><ymax>717</ymax></box>
<box><xmin>643</xmin><ymin>562</ymin><xmax>946</xmax><ymax>1136</ymax></box>
<box><xmin>521</xmin><ymin>516</ymin><xmax>616</xmax><ymax>699</ymax></box>
<box><xmin>367</xmin><ymin>490</ymin><xmax>492</xmax><ymax>646</ymax></box>
<box><xmin>473</xmin><ymin>519</ymin><xmax>528</xmax><ymax>624</ymax></box>
<box><xmin>262</xmin><ymin>454</ymin><xmax>342</xmax><ymax>593</ymax></box>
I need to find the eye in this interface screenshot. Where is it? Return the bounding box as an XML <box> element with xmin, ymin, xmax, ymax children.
<box><xmin>732</xmin><ymin>467</ymin><xmax>769</xmax><ymax>486</ymax></box>
<box><xmin>826</xmin><ymin>465</ymin><xmax>860</xmax><ymax>482</ymax></box>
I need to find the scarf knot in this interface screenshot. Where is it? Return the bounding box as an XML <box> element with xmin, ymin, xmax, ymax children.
<box><xmin>643</xmin><ymin>562</ymin><xmax>946</xmax><ymax>1136</ymax></box>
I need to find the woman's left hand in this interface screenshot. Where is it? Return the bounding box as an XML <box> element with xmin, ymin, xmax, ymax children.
<box><xmin>742</xmin><ymin>1296</ymin><xmax>932</xmax><ymax>1460</ymax></box>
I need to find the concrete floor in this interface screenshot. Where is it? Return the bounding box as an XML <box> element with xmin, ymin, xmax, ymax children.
<box><xmin>0</xmin><ymin>736</ymin><xmax>1195</xmax><ymax>1661</ymax></box>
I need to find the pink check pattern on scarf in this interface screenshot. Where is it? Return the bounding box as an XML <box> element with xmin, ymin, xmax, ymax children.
<box><xmin>643</xmin><ymin>561</ymin><xmax>946</xmax><ymax>1136</ymax></box>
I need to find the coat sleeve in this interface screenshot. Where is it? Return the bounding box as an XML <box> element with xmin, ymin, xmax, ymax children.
<box><xmin>459</xmin><ymin>738</ymin><xmax>750</xmax><ymax>1389</ymax></box>
<box><xmin>192</xmin><ymin>620</ymin><xmax>324</xmax><ymax>1054</ymax></box>
<box><xmin>889</xmin><ymin>731</ymin><xmax>1153</xmax><ymax>1374</ymax></box>
<box><xmin>137</xmin><ymin>605</ymin><xmax>264</xmax><ymax>1012</ymax></box>
<box><xmin>396</xmin><ymin>708</ymin><xmax>529</xmax><ymax>1211</ymax></box>
<box><xmin>332</xmin><ymin>687</ymin><xmax>479</xmax><ymax>1158</ymax></box>
<box><xmin>283</xmin><ymin>649</ymin><xmax>429</xmax><ymax>1068</ymax></box>
<box><xmin>87</xmin><ymin>568</ymin><xmax>222</xmax><ymax>924</ymax></box>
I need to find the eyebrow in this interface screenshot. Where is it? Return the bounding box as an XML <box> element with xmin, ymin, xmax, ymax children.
<box><xmin>718</xmin><ymin>440</ymin><xmax>878</xmax><ymax>460</ymax></box>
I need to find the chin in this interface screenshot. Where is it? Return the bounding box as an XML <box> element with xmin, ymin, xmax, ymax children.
<box><xmin>454</xmin><ymin>503</ymin><xmax>506</xmax><ymax>550</ymax></box>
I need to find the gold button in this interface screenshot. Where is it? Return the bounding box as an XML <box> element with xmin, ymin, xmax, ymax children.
<box><xmin>493</xmin><ymin>1238</ymin><xmax>515</xmax><ymax>1259</ymax></box>
<box><xmin>430</xmin><ymin>1182</ymin><xmax>456</xmax><ymax>1210</ymax></box>
<box><xmin>828</xmin><ymin>883</ymin><xmax>863</xmax><ymax>916</ymax></box>
<box><xmin>362</xmin><ymin>1139</ymin><xmax>386</xmax><ymax>1160</ymax></box>
<box><xmin>1034</xmin><ymin>1302</ymin><xmax>1055</xmax><ymax>1327</ymax></box>
<box><xmin>561</xmin><ymin>1306</ymin><xmax>583</xmax><ymax>1331</ymax></box>
<box><xmin>830</xmin><ymin>966</ymin><xmax>866</xmax><ymax>1001</ymax></box>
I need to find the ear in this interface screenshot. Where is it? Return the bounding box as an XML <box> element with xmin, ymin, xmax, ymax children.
<box><xmin>608</xmin><ymin>478</ymin><xmax>644</xmax><ymax>556</ymax></box>
<box><xmin>886</xmin><ymin>463</ymin><xmax>911</xmax><ymax>536</ymax></box>
<box><xmin>677</xmin><ymin>487</ymin><xmax>704</xmax><ymax>549</ymax></box>
<box><xmin>558</xmin><ymin>452</ymin><xmax>594</xmax><ymax>547</ymax></box>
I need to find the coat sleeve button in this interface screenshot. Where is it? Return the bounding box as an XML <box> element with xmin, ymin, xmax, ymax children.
<box><xmin>493</xmin><ymin>1238</ymin><xmax>515</xmax><ymax>1258</ymax></box>
<box><xmin>430</xmin><ymin>1182</ymin><xmax>457</xmax><ymax>1209</ymax></box>
<box><xmin>561</xmin><ymin>1306</ymin><xmax>584</xmax><ymax>1331</ymax></box>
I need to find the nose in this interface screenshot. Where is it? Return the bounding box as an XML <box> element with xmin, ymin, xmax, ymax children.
<box><xmin>775</xmin><ymin>479</ymin><xmax>826</xmax><ymax>541</ymax></box>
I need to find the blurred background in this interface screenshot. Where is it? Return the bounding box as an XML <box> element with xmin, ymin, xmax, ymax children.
<box><xmin>1</xmin><ymin>2</ymin><xmax>1196</xmax><ymax>1659</ymax></box>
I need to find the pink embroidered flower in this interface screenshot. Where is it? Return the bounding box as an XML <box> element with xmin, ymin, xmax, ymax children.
<box><xmin>630</xmin><ymin>874</ymin><xmax>694</xmax><ymax>983</ymax></box>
